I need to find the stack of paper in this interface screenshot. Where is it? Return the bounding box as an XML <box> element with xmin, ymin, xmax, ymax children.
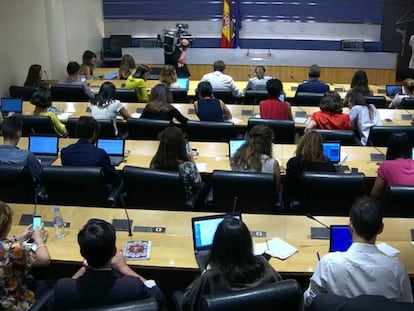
<box><xmin>254</xmin><ymin>237</ymin><xmax>298</xmax><ymax>260</ymax></box>
<box><xmin>376</xmin><ymin>242</ymin><xmax>400</xmax><ymax>257</ymax></box>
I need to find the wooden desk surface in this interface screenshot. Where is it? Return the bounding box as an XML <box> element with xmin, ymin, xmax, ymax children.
<box><xmin>8</xmin><ymin>204</ymin><xmax>414</xmax><ymax>275</ymax></box>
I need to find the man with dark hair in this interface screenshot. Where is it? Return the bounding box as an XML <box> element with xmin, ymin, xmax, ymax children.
<box><xmin>0</xmin><ymin>116</ymin><xmax>42</xmax><ymax>183</ymax></box>
<box><xmin>52</xmin><ymin>219</ymin><xmax>164</xmax><ymax>310</ymax></box>
<box><xmin>60</xmin><ymin>116</ymin><xmax>121</xmax><ymax>187</ymax></box>
<box><xmin>58</xmin><ymin>61</ymin><xmax>94</xmax><ymax>99</ymax></box>
<box><xmin>200</xmin><ymin>60</ymin><xmax>242</xmax><ymax>97</ymax></box>
<box><xmin>296</xmin><ymin>63</ymin><xmax>329</xmax><ymax>94</ymax></box>
<box><xmin>244</xmin><ymin>65</ymin><xmax>272</xmax><ymax>91</ymax></box>
<box><xmin>304</xmin><ymin>196</ymin><xmax>413</xmax><ymax>306</ymax></box>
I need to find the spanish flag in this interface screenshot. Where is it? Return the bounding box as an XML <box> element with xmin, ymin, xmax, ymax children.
<box><xmin>220</xmin><ymin>0</ymin><xmax>232</xmax><ymax>48</ymax></box>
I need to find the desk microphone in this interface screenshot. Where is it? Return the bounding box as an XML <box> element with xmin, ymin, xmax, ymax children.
<box><xmin>43</xmin><ymin>70</ymin><xmax>49</xmax><ymax>81</ymax></box>
<box><xmin>120</xmin><ymin>194</ymin><xmax>133</xmax><ymax>237</ymax></box>
<box><xmin>232</xmin><ymin>196</ymin><xmax>238</xmax><ymax>213</ymax></box>
<box><xmin>306</xmin><ymin>213</ymin><xmax>329</xmax><ymax>228</ymax></box>
<box><xmin>290</xmin><ymin>75</ymin><xmax>300</xmax><ymax>84</ymax></box>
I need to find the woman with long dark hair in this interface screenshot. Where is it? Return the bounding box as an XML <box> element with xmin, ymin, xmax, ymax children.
<box><xmin>79</xmin><ymin>50</ymin><xmax>97</xmax><ymax>80</ymax></box>
<box><xmin>24</xmin><ymin>64</ymin><xmax>48</xmax><ymax>89</ymax></box>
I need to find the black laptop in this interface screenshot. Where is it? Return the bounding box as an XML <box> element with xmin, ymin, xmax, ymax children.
<box><xmin>386</xmin><ymin>85</ymin><xmax>403</xmax><ymax>97</ymax></box>
<box><xmin>28</xmin><ymin>134</ymin><xmax>59</xmax><ymax>166</ymax></box>
<box><xmin>329</xmin><ymin>225</ymin><xmax>352</xmax><ymax>252</ymax></box>
<box><xmin>1</xmin><ymin>98</ymin><xmax>23</xmax><ymax>117</ymax></box>
<box><xmin>228</xmin><ymin>139</ymin><xmax>246</xmax><ymax>159</ymax></box>
<box><xmin>97</xmin><ymin>138</ymin><xmax>125</xmax><ymax>166</ymax></box>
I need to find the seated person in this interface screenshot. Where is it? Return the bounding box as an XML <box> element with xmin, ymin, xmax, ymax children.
<box><xmin>0</xmin><ymin>200</ymin><xmax>50</xmax><ymax>310</ymax></box>
<box><xmin>30</xmin><ymin>90</ymin><xmax>68</xmax><ymax>136</ymax></box>
<box><xmin>244</xmin><ymin>65</ymin><xmax>272</xmax><ymax>91</ymax></box>
<box><xmin>23</xmin><ymin>64</ymin><xmax>49</xmax><ymax>90</ymax></box>
<box><xmin>284</xmin><ymin>130</ymin><xmax>336</xmax><ymax>204</ymax></box>
<box><xmin>78</xmin><ymin>50</ymin><xmax>96</xmax><ymax>80</ymax></box>
<box><xmin>259</xmin><ymin>78</ymin><xmax>293</xmax><ymax>120</ymax></box>
<box><xmin>141</xmin><ymin>84</ymin><xmax>188</xmax><ymax>125</ymax></box>
<box><xmin>305</xmin><ymin>91</ymin><xmax>351</xmax><ymax>131</ymax></box>
<box><xmin>182</xmin><ymin>216</ymin><xmax>282</xmax><ymax>311</ymax></box>
<box><xmin>389</xmin><ymin>78</ymin><xmax>414</xmax><ymax>108</ymax></box>
<box><xmin>200</xmin><ymin>60</ymin><xmax>242</xmax><ymax>97</ymax></box>
<box><xmin>125</xmin><ymin>64</ymin><xmax>150</xmax><ymax>102</ymax></box>
<box><xmin>118</xmin><ymin>54</ymin><xmax>136</xmax><ymax>80</ymax></box>
<box><xmin>193</xmin><ymin>81</ymin><xmax>232</xmax><ymax>122</ymax></box>
<box><xmin>58</xmin><ymin>61</ymin><xmax>94</xmax><ymax>99</ymax></box>
<box><xmin>296</xmin><ymin>64</ymin><xmax>329</xmax><ymax>94</ymax></box>
<box><xmin>52</xmin><ymin>219</ymin><xmax>164</xmax><ymax>310</ymax></box>
<box><xmin>90</xmin><ymin>82</ymin><xmax>131</xmax><ymax>136</ymax></box>
<box><xmin>150</xmin><ymin>126</ymin><xmax>201</xmax><ymax>199</ymax></box>
<box><xmin>231</xmin><ymin>125</ymin><xmax>281</xmax><ymax>192</ymax></box>
<box><xmin>304</xmin><ymin>196</ymin><xmax>413</xmax><ymax>305</ymax></box>
<box><xmin>343</xmin><ymin>70</ymin><xmax>373</xmax><ymax>106</ymax></box>
<box><xmin>159</xmin><ymin>65</ymin><xmax>180</xmax><ymax>88</ymax></box>
<box><xmin>371</xmin><ymin>132</ymin><xmax>414</xmax><ymax>199</ymax></box>
<box><xmin>60</xmin><ymin>116</ymin><xmax>121</xmax><ymax>189</ymax></box>
<box><xmin>0</xmin><ymin>116</ymin><xmax>42</xmax><ymax>184</ymax></box>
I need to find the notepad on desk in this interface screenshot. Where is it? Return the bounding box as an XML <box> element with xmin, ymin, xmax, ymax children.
<box><xmin>294</xmin><ymin>117</ymin><xmax>309</xmax><ymax>124</ymax></box>
<box><xmin>131</xmin><ymin>112</ymin><xmax>141</xmax><ymax>118</ymax></box>
<box><xmin>57</xmin><ymin>113</ymin><xmax>72</xmax><ymax>121</ymax></box>
<box><xmin>231</xmin><ymin>117</ymin><xmax>243</xmax><ymax>124</ymax></box>
<box><xmin>195</xmin><ymin>163</ymin><xmax>206</xmax><ymax>172</ymax></box>
<box><xmin>376</xmin><ymin>242</ymin><xmax>400</xmax><ymax>257</ymax></box>
<box><xmin>254</xmin><ymin>237</ymin><xmax>298</xmax><ymax>260</ymax></box>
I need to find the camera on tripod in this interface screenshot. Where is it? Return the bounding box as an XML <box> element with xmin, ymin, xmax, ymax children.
<box><xmin>157</xmin><ymin>23</ymin><xmax>194</xmax><ymax>55</ymax></box>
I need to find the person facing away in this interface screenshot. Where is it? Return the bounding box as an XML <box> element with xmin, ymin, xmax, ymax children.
<box><xmin>348</xmin><ymin>89</ymin><xmax>382</xmax><ymax>145</ymax></box>
<box><xmin>51</xmin><ymin>218</ymin><xmax>164</xmax><ymax>310</ymax></box>
<box><xmin>118</xmin><ymin>54</ymin><xmax>137</xmax><ymax>80</ymax></box>
<box><xmin>305</xmin><ymin>91</ymin><xmax>351</xmax><ymax>131</ymax></box>
<box><xmin>244</xmin><ymin>65</ymin><xmax>272</xmax><ymax>91</ymax></box>
<box><xmin>150</xmin><ymin>126</ymin><xmax>201</xmax><ymax>199</ymax></box>
<box><xmin>200</xmin><ymin>60</ymin><xmax>242</xmax><ymax>97</ymax></box>
<box><xmin>58</xmin><ymin>61</ymin><xmax>94</xmax><ymax>99</ymax></box>
<box><xmin>23</xmin><ymin>64</ymin><xmax>49</xmax><ymax>90</ymax></box>
<box><xmin>78</xmin><ymin>50</ymin><xmax>97</xmax><ymax>80</ymax></box>
<box><xmin>30</xmin><ymin>90</ymin><xmax>68</xmax><ymax>137</ymax></box>
<box><xmin>182</xmin><ymin>217</ymin><xmax>282</xmax><ymax>311</ymax></box>
<box><xmin>296</xmin><ymin>64</ymin><xmax>329</xmax><ymax>94</ymax></box>
<box><xmin>259</xmin><ymin>78</ymin><xmax>293</xmax><ymax>120</ymax></box>
<box><xmin>193</xmin><ymin>81</ymin><xmax>232</xmax><ymax>122</ymax></box>
<box><xmin>125</xmin><ymin>64</ymin><xmax>150</xmax><ymax>102</ymax></box>
<box><xmin>231</xmin><ymin>124</ymin><xmax>281</xmax><ymax>192</ymax></box>
<box><xmin>303</xmin><ymin>196</ymin><xmax>413</xmax><ymax>305</ymax></box>
<box><xmin>164</xmin><ymin>37</ymin><xmax>191</xmax><ymax>78</ymax></box>
<box><xmin>60</xmin><ymin>116</ymin><xmax>121</xmax><ymax>189</ymax></box>
<box><xmin>0</xmin><ymin>116</ymin><xmax>43</xmax><ymax>184</ymax></box>
<box><xmin>141</xmin><ymin>84</ymin><xmax>188</xmax><ymax>125</ymax></box>
<box><xmin>343</xmin><ymin>70</ymin><xmax>372</xmax><ymax>106</ymax></box>
<box><xmin>371</xmin><ymin>132</ymin><xmax>414</xmax><ymax>199</ymax></box>
<box><xmin>159</xmin><ymin>64</ymin><xmax>180</xmax><ymax>88</ymax></box>
<box><xmin>90</xmin><ymin>82</ymin><xmax>131</xmax><ymax>136</ymax></box>
<box><xmin>389</xmin><ymin>78</ymin><xmax>414</xmax><ymax>108</ymax></box>
<box><xmin>0</xmin><ymin>200</ymin><xmax>50</xmax><ymax>311</ymax></box>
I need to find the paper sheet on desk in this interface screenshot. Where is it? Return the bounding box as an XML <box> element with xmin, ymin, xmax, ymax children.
<box><xmin>376</xmin><ymin>242</ymin><xmax>400</xmax><ymax>257</ymax></box>
<box><xmin>131</xmin><ymin>113</ymin><xmax>141</xmax><ymax>118</ymax></box>
<box><xmin>196</xmin><ymin>163</ymin><xmax>206</xmax><ymax>172</ymax></box>
<box><xmin>57</xmin><ymin>113</ymin><xmax>72</xmax><ymax>121</ymax></box>
<box><xmin>254</xmin><ymin>237</ymin><xmax>298</xmax><ymax>260</ymax></box>
<box><xmin>294</xmin><ymin>117</ymin><xmax>309</xmax><ymax>124</ymax></box>
<box><xmin>231</xmin><ymin>117</ymin><xmax>243</xmax><ymax>124</ymax></box>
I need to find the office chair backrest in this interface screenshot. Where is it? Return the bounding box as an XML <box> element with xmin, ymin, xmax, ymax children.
<box><xmin>121</xmin><ymin>166</ymin><xmax>187</xmax><ymax>210</ymax></box>
<box><xmin>96</xmin><ymin>119</ymin><xmax>116</xmax><ymax>138</ymax></box>
<box><xmin>212</xmin><ymin>89</ymin><xmax>240</xmax><ymax>104</ymax></box>
<box><xmin>247</xmin><ymin>118</ymin><xmax>295</xmax><ymax>143</ymax></box>
<box><xmin>108</xmin><ymin>35</ymin><xmax>132</xmax><ymax>57</ymax></box>
<box><xmin>20</xmin><ymin>115</ymin><xmax>56</xmax><ymax>136</ymax></box>
<box><xmin>301</xmin><ymin>172</ymin><xmax>366</xmax><ymax>216</ymax></box>
<box><xmin>42</xmin><ymin>166</ymin><xmax>109</xmax><ymax>207</ymax></box>
<box><xmin>211</xmin><ymin>170</ymin><xmax>277</xmax><ymax>214</ymax></box>
<box><xmin>127</xmin><ymin>118</ymin><xmax>171</xmax><ymax>140</ymax></box>
<box><xmin>114</xmin><ymin>89</ymin><xmax>139</xmax><ymax>103</ymax></box>
<box><xmin>0</xmin><ymin>165</ymin><xmax>37</xmax><ymax>203</ymax></box>
<box><xmin>399</xmin><ymin>97</ymin><xmax>414</xmax><ymax>109</ymax></box>
<box><xmin>368</xmin><ymin>126</ymin><xmax>414</xmax><ymax>147</ymax></box>
<box><xmin>364</xmin><ymin>96</ymin><xmax>387</xmax><ymax>108</ymax></box>
<box><xmin>244</xmin><ymin>89</ymin><xmax>269</xmax><ymax>104</ymax></box>
<box><xmin>293</xmin><ymin>92</ymin><xmax>324</xmax><ymax>106</ymax></box>
<box><xmin>66</xmin><ymin>118</ymin><xmax>79</xmax><ymax>138</ymax></box>
<box><xmin>148</xmin><ymin>67</ymin><xmax>162</xmax><ymax>80</ymax></box>
<box><xmin>72</xmin><ymin>298</ymin><xmax>158</xmax><ymax>311</ymax></box>
<box><xmin>9</xmin><ymin>85</ymin><xmax>38</xmax><ymax>100</ymax></box>
<box><xmin>171</xmin><ymin>89</ymin><xmax>189</xmax><ymax>103</ymax></box>
<box><xmin>186</xmin><ymin>120</ymin><xmax>235</xmax><ymax>142</ymax></box>
<box><xmin>201</xmin><ymin>280</ymin><xmax>303</xmax><ymax>311</ymax></box>
<box><xmin>385</xmin><ymin>185</ymin><xmax>414</xmax><ymax>217</ymax></box>
<box><xmin>315</xmin><ymin>129</ymin><xmax>356</xmax><ymax>146</ymax></box>
<box><xmin>50</xmin><ymin>84</ymin><xmax>91</xmax><ymax>102</ymax></box>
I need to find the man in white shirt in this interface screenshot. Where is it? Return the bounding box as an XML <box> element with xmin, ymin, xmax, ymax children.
<box><xmin>304</xmin><ymin>196</ymin><xmax>413</xmax><ymax>306</ymax></box>
<box><xmin>244</xmin><ymin>65</ymin><xmax>272</xmax><ymax>91</ymax></box>
<box><xmin>200</xmin><ymin>60</ymin><xmax>242</xmax><ymax>97</ymax></box>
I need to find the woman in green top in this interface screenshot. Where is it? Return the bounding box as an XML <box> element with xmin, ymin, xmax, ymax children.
<box><xmin>125</xmin><ymin>64</ymin><xmax>150</xmax><ymax>102</ymax></box>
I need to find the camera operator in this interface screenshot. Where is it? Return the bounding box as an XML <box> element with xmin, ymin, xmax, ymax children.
<box><xmin>164</xmin><ymin>38</ymin><xmax>191</xmax><ymax>78</ymax></box>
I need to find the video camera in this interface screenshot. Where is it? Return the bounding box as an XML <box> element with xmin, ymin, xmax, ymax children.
<box><xmin>157</xmin><ymin>23</ymin><xmax>194</xmax><ymax>55</ymax></box>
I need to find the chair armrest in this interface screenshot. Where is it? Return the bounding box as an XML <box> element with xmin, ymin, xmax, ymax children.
<box><xmin>29</xmin><ymin>288</ymin><xmax>54</xmax><ymax>311</ymax></box>
<box><xmin>171</xmin><ymin>291</ymin><xmax>184</xmax><ymax>311</ymax></box>
<box><xmin>185</xmin><ymin>182</ymin><xmax>210</xmax><ymax>210</ymax></box>
<box><xmin>107</xmin><ymin>181</ymin><xmax>124</xmax><ymax>207</ymax></box>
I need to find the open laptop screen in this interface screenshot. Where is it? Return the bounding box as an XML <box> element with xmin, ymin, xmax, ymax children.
<box><xmin>176</xmin><ymin>78</ymin><xmax>190</xmax><ymax>90</ymax></box>
<box><xmin>229</xmin><ymin>139</ymin><xmax>246</xmax><ymax>159</ymax></box>
<box><xmin>329</xmin><ymin>225</ymin><xmax>352</xmax><ymax>252</ymax></box>
<box><xmin>28</xmin><ymin>135</ymin><xmax>59</xmax><ymax>155</ymax></box>
<box><xmin>1</xmin><ymin>98</ymin><xmax>23</xmax><ymax>114</ymax></box>
<box><xmin>386</xmin><ymin>85</ymin><xmax>402</xmax><ymax>97</ymax></box>
<box><xmin>323</xmin><ymin>142</ymin><xmax>341</xmax><ymax>164</ymax></box>
<box><xmin>97</xmin><ymin>139</ymin><xmax>124</xmax><ymax>156</ymax></box>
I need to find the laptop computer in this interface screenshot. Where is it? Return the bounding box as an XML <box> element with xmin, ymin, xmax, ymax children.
<box><xmin>176</xmin><ymin>78</ymin><xmax>190</xmax><ymax>90</ymax></box>
<box><xmin>1</xmin><ymin>98</ymin><xmax>23</xmax><ymax>116</ymax></box>
<box><xmin>323</xmin><ymin>142</ymin><xmax>341</xmax><ymax>165</ymax></box>
<box><xmin>97</xmin><ymin>138</ymin><xmax>125</xmax><ymax>166</ymax></box>
<box><xmin>28</xmin><ymin>134</ymin><xmax>59</xmax><ymax>166</ymax></box>
<box><xmin>229</xmin><ymin>139</ymin><xmax>246</xmax><ymax>159</ymax></box>
<box><xmin>103</xmin><ymin>71</ymin><xmax>118</xmax><ymax>80</ymax></box>
<box><xmin>191</xmin><ymin>213</ymin><xmax>241</xmax><ymax>270</ymax></box>
<box><xmin>329</xmin><ymin>225</ymin><xmax>352</xmax><ymax>252</ymax></box>
<box><xmin>386</xmin><ymin>85</ymin><xmax>403</xmax><ymax>97</ymax></box>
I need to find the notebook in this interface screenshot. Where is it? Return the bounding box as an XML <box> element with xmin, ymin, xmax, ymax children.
<box><xmin>28</xmin><ymin>135</ymin><xmax>59</xmax><ymax>166</ymax></box>
<box><xmin>323</xmin><ymin>142</ymin><xmax>341</xmax><ymax>165</ymax></box>
<box><xmin>329</xmin><ymin>225</ymin><xmax>352</xmax><ymax>252</ymax></box>
<box><xmin>191</xmin><ymin>213</ymin><xmax>241</xmax><ymax>270</ymax></box>
<box><xmin>97</xmin><ymin>139</ymin><xmax>125</xmax><ymax>166</ymax></box>
<box><xmin>1</xmin><ymin>98</ymin><xmax>23</xmax><ymax>116</ymax></box>
<box><xmin>386</xmin><ymin>85</ymin><xmax>403</xmax><ymax>97</ymax></box>
<box><xmin>176</xmin><ymin>78</ymin><xmax>190</xmax><ymax>90</ymax></box>
<box><xmin>228</xmin><ymin>139</ymin><xmax>246</xmax><ymax>159</ymax></box>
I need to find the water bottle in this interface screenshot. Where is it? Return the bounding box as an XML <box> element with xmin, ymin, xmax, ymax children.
<box><xmin>53</xmin><ymin>207</ymin><xmax>65</xmax><ymax>239</ymax></box>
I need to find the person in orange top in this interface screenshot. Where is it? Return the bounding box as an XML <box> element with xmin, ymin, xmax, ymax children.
<box><xmin>305</xmin><ymin>91</ymin><xmax>351</xmax><ymax>131</ymax></box>
<box><xmin>259</xmin><ymin>78</ymin><xmax>293</xmax><ymax>120</ymax></box>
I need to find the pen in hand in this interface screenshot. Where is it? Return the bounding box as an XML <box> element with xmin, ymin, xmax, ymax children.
<box><xmin>316</xmin><ymin>251</ymin><xmax>321</xmax><ymax>261</ymax></box>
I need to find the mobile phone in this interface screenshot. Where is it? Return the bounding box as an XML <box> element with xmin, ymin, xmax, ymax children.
<box><xmin>33</xmin><ymin>215</ymin><xmax>42</xmax><ymax>230</ymax></box>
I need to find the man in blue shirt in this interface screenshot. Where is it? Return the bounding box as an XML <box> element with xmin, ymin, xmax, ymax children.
<box><xmin>60</xmin><ymin>116</ymin><xmax>121</xmax><ymax>188</ymax></box>
<box><xmin>0</xmin><ymin>116</ymin><xmax>42</xmax><ymax>183</ymax></box>
<box><xmin>296</xmin><ymin>64</ymin><xmax>330</xmax><ymax>94</ymax></box>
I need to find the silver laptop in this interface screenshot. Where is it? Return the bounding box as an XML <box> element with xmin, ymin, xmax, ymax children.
<box><xmin>176</xmin><ymin>78</ymin><xmax>190</xmax><ymax>90</ymax></box>
<box><xmin>228</xmin><ymin>139</ymin><xmax>246</xmax><ymax>159</ymax></box>
<box><xmin>191</xmin><ymin>213</ymin><xmax>241</xmax><ymax>271</ymax></box>
<box><xmin>28</xmin><ymin>134</ymin><xmax>59</xmax><ymax>166</ymax></box>
<box><xmin>97</xmin><ymin>138</ymin><xmax>125</xmax><ymax>166</ymax></box>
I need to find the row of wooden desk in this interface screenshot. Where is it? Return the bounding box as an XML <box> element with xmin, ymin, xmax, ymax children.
<box><xmin>9</xmin><ymin>204</ymin><xmax>414</xmax><ymax>276</ymax></box>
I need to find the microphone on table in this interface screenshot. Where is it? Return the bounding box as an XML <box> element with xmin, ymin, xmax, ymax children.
<box><xmin>306</xmin><ymin>213</ymin><xmax>329</xmax><ymax>228</ymax></box>
<box><xmin>329</xmin><ymin>83</ymin><xmax>346</xmax><ymax>93</ymax></box>
<box><xmin>43</xmin><ymin>70</ymin><xmax>49</xmax><ymax>81</ymax></box>
<box><xmin>120</xmin><ymin>194</ymin><xmax>133</xmax><ymax>237</ymax></box>
<box><xmin>232</xmin><ymin>196</ymin><xmax>238</xmax><ymax>213</ymax></box>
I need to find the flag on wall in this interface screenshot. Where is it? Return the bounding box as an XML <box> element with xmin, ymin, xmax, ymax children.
<box><xmin>220</xmin><ymin>0</ymin><xmax>232</xmax><ymax>48</ymax></box>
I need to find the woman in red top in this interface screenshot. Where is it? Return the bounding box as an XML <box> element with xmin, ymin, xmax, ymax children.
<box><xmin>305</xmin><ymin>91</ymin><xmax>351</xmax><ymax>131</ymax></box>
<box><xmin>259</xmin><ymin>79</ymin><xmax>293</xmax><ymax>120</ymax></box>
